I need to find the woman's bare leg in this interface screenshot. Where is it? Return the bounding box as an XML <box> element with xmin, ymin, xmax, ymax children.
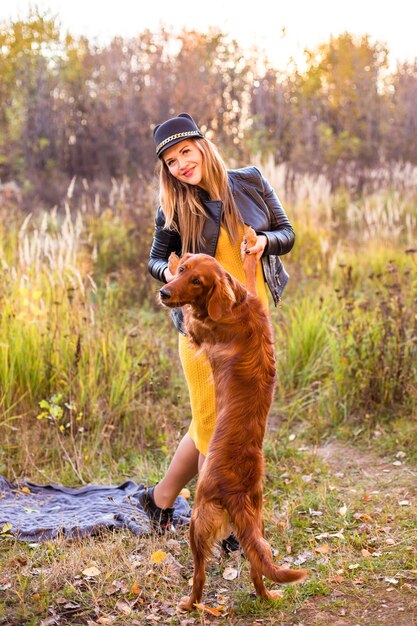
<box><xmin>153</xmin><ymin>433</ymin><xmax>200</xmax><ymax>508</ymax></box>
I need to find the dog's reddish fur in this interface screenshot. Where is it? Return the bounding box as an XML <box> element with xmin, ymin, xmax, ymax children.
<box><xmin>159</xmin><ymin>228</ymin><xmax>307</xmax><ymax>610</ymax></box>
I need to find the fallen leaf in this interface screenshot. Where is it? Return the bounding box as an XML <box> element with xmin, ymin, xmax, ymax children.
<box><xmin>104</xmin><ymin>585</ymin><xmax>118</xmax><ymax>596</ymax></box>
<box><xmin>1</xmin><ymin>523</ymin><xmax>12</xmax><ymax>534</ymax></box>
<box><xmin>315</xmin><ymin>543</ymin><xmax>330</xmax><ymax>554</ymax></box>
<box><xmin>63</xmin><ymin>602</ymin><xmax>81</xmax><ymax>610</ymax></box>
<box><xmin>362</xmin><ymin>494</ymin><xmax>372</xmax><ymax>501</ymax></box>
<box><xmin>286</xmin><ymin>545</ymin><xmax>292</xmax><ymax>554</ymax></box>
<box><xmin>179</xmin><ymin>488</ymin><xmax>191</xmax><ymax>499</ymax></box>
<box><xmin>166</xmin><ymin>538</ymin><xmax>181</xmax><ymax>554</ymax></box>
<box><xmin>315</xmin><ymin>532</ymin><xmax>329</xmax><ymax>540</ymax></box>
<box><xmin>338</xmin><ymin>504</ymin><xmax>348</xmax><ymax>516</ymax></box>
<box><xmin>132</xmin><ymin>581</ymin><xmax>141</xmax><ymax>595</ymax></box>
<box><xmin>354</xmin><ymin>513</ymin><xmax>373</xmax><ymax>522</ymax></box>
<box><xmin>384</xmin><ymin>577</ymin><xmax>399</xmax><ymax>585</ymax></box>
<box><xmin>329</xmin><ymin>530</ymin><xmax>345</xmax><ymax>540</ymax></box>
<box><xmin>150</xmin><ymin>551</ymin><xmax>168</xmax><ymax>564</ymax></box>
<box><xmin>111</xmin><ymin>579</ymin><xmax>124</xmax><ymax>588</ymax></box>
<box><xmin>348</xmin><ymin>563</ymin><xmax>360</xmax><ymax>570</ymax></box>
<box><xmin>352</xmin><ymin>577</ymin><xmax>364</xmax><ymax>585</ymax></box>
<box><xmin>386</xmin><ymin>538</ymin><xmax>396</xmax><ymax>545</ymax></box>
<box><xmin>293</xmin><ymin>550</ymin><xmax>313</xmax><ymax>565</ymax></box>
<box><xmin>398</xmin><ymin>500</ymin><xmax>410</xmax><ymax>506</ymax></box>
<box><xmin>222</xmin><ymin>566</ymin><xmax>238</xmax><ymax>580</ymax></box>
<box><xmin>82</xmin><ymin>566</ymin><xmax>101</xmax><ymax>577</ymax></box>
<box><xmin>195</xmin><ymin>603</ymin><xmax>225</xmax><ymax>617</ymax></box>
<box><xmin>161</xmin><ymin>553</ymin><xmax>183</xmax><ymax>581</ymax></box>
<box><xmin>116</xmin><ymin>600</ymin><xmax>132</xmax><ymax>615</ymax></box>
<box><xmin>0</xmin><ymin>579</ymin><xmax>12</xmax><ymax>591</ymax></box>
<box><xmin>21</xmin><ymin>486</ymin><xmax>31</xmax><ymax>494</ymax></box>
<box><xmin>361</xmin><ymin>549</ymin><xmax>371</xmax><ymax>557</ymax></box>
<box><xmin>328</xmin><ymin>575</ymin><xmax>344</xmax><ymax>583</ymax></box>
<box><xmin>40</xmin><ymin>617</ymin><xmax>59</xmax><ymax>626</ymax></box>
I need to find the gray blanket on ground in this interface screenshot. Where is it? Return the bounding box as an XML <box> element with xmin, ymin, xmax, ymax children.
<box><xmin>0</xmin><ymin>476</ymin><xmax>191</xmax><ymax>542</ymax></box>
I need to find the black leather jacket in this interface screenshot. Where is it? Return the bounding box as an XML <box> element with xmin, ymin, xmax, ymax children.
<box><xmin>148</xmin><ymin>166</ymin><xmax>295</xmax><ymax>328</ymax></box>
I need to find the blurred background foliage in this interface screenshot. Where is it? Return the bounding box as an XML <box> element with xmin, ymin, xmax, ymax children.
<box><xmin>0</xmin><ymin>8</ymin><xmax>417</xmax><ymax>205</ymax></box>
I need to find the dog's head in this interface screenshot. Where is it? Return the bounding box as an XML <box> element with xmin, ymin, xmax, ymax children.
<box><xmin>159</xmin><ymin>253</ymin><xmax>246</xmax><ymax>321</ymax></box>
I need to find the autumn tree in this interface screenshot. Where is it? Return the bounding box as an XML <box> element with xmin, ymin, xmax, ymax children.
<box><xmin>0</xmin><ymin>9</ymin><xmax>61</xmax><ymax>185</ymax></box>
<box><xmin>384</xmin><ymin>60</ymin><xmax>417</xmax><ymax>164</ymax></box>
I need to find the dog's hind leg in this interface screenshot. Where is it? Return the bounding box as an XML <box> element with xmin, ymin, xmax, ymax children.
<box><xmin>178</xmin><ymin>501</ymin><xmax>228</xmax><ymax>611</ymax></box>
<box><xmin>244</xmin><ymin>502</ymin><xmax>277</xmax><ymax>599</ymax></box>
<box><xmin>249</xmin><ymin>541</ymin><xmax>281</xmax><ymax>600</ymax></box>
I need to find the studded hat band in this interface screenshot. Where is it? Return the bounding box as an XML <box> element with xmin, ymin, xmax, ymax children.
<box><xmin>156</xmin><ymin>130</ymin><xmax>203</xmax><ymax>155</ymax></box>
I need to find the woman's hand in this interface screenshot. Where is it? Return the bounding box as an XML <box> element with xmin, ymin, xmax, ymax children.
<box><xmin>241</xmin><ymin>234</ymin><xmax>268</xmax><ymax>262</ymax></box>
<box><xmin>164</xmin><ymin>267</ymin><xmax>175</xmax><ymax>282</ymax></box>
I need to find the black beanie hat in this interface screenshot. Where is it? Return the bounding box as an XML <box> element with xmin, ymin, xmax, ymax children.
<box><xmin>153</xmin><ymin>113</ymin><xmax>204</xmax><ymax>158</ymax></box>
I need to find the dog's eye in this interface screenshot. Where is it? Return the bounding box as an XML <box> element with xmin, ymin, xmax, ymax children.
<box><xmin>192</xmin><ymin>278</ymin><xmax>201</xmax><ymax>285</ymax></box>
<box><xmin>178</xmin><ymin>266</ymin><xmax>184</xmax><ymax>273</ymax></box>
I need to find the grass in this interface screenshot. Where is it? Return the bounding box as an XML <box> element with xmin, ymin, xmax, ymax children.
<box><xmin>0</xmin><ymin>177</ymin><xmax>417</xmax><ymax>624</ymax></box>
<box><xmin>1</xmin><ymin>437</ymin><xmax>416</xmax><ymax>624</ymax></box>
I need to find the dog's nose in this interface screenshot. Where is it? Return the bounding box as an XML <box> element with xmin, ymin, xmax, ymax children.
<box><xmin>159</xmin><ymin>287</ymin><xmax>171</xmax><ymax>300</ymax></box>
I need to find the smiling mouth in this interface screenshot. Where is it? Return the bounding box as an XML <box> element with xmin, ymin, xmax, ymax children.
<box><xmin>183</xmin><ymin>167</ymin><xmax>195</xmax><ymax>177</ymax></box>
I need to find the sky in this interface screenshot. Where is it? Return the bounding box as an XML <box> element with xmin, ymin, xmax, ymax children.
<box><xmin>2</xmin><ymin>0</ymin><xmax>417</xmax><ymax>70</ymax></box>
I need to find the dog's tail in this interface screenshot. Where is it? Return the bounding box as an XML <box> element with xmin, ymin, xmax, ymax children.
<box><xmin>231</xmin><ymin>509</ymin><xmax>308</xmax><ymax>584</ymax></box>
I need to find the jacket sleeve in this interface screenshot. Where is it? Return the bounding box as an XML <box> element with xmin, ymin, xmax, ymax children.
<box><xmin>148</xmin><ymin>207</ymin><xmax>182</xmax><ymax>283</ymax></box>
<box><xmin>253</xmin><ymin>169</ymin><xmax>295</xmax><ymax>256</ymax></box>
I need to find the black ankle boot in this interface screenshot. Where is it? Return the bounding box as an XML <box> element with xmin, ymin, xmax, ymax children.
<box><xmin>138</xmin><ymin>485</ymin><xmax>174</xmax><ymax>535</ymax></box>
<box><xmin>221</xmin><ymin>533</ymin><xmax>240</xmax><ymax>554</ymax></box>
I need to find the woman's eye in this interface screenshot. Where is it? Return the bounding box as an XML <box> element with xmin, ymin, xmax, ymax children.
<box><xmin>192</xmin><ymin>278</ymin><xmax>201</xmax><ymax>285</ymax></box>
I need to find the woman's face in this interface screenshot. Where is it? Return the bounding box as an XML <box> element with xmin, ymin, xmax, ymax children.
<box><xmin>162</xmin><ymin>140</ymin><xmax>206</xmax><ymax>189</ymax></box>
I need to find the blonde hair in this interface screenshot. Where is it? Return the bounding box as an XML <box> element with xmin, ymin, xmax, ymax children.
<box><xmin>159</xmin><ymin>138</ymin><xmax>242</xmax><ymax>254</ymax></box>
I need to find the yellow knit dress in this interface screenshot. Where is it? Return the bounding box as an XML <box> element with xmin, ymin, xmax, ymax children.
<box><xmin>178</xmin><ymin>225</ymin><xmax>269</xmax><ymax>456</ymax></box>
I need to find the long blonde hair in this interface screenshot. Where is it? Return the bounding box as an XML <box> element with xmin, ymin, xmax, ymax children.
<box><xmin>159</xmin><ymin>138</ymin><xmax>242</xmax><ymax>254</ymax></box>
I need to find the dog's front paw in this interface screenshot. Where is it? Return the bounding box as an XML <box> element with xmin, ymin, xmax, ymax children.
<box><xmin>243</xmin><ymin>225</ymin><xmax>257</xmax><ymax>248</ymax></box>
<box><xmin>178</xmin><ymin>596</ymin><xmax>194</xmax><ymax>611</ymax></box>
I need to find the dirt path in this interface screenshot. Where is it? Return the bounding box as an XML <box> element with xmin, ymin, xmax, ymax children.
<box><xmin>291</xmin><ymin>440</ymin><xmax>417</xmax><ymax>626</ymax></box>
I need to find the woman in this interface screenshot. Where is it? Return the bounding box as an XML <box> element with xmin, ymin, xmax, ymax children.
<box><xmin>141</xmin><ymin>113</ymin><xmax>294</xmax><ymax>535</ymax></box>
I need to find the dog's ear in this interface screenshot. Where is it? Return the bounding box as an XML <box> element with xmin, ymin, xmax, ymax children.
<box><xmin>168</xmin><ymin>252</ymin><xmax>180</xmax><ymax>274</ymax></box>
<box><xmin>207</xmin><ymin>274</ymin><xmax>237</xmax><ymax>321</ymax></box>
